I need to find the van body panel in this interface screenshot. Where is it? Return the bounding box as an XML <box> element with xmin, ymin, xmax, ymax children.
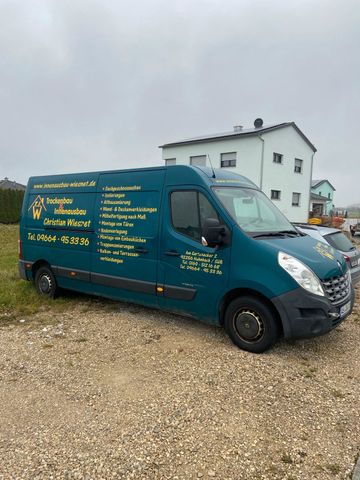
<box><xmin>19</xmin><ymin>165</ymin><xmax>354</xmax><ymax>346</ymax></box>
<box><xmin>262</xmin><ymin>235</ymin><xmax>347</xmax><ymax>280</ymax></box>
<box><xmin>228</xmin><ymin>229</ymin><xmax>299</xmax><ymax>299</ymax></box>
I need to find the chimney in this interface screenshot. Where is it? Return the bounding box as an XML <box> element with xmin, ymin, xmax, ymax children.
<box><xmin>233</xmin><ymin>125</ymin><xmax>243</xmax><ymax>132</ymax></box>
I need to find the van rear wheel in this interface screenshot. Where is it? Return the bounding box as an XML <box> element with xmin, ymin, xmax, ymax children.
<box><xmin>224</xmin><ymin>296</ymin><xmax>279</xmax><ymax>353</ymax></box>
<box><xmin>34</xmin><ymin>266</ymin><xmax>58</xmax><ymax>298</ymax></box>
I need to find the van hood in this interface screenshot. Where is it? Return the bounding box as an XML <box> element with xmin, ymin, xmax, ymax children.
<box><xmin>261</xmin><ymin>234</ymin><xmax>347</xmax><ymax>280</ymax></box>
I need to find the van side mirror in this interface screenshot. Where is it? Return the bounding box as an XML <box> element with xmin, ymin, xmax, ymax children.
<box><xmin>202</xmin><ymin>217</ymin><xmax>229</xmax><ymax>247</ymax></box>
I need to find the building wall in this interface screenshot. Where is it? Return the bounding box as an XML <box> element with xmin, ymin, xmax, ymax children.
<box><xmin>311</xmin><ymin>182</ymin><xmax>334</xmax><ymax>215</ymax></box>
<box><xmin>161</xmin><ymin>125</ymin><xmax>314</xmax><ymax>223</ymax></box>
<box><xmin>162</xmin><ymin>135</ymin><xmax>263</xmax><ymax>186</ymax></box>
<box><xmin>260</xmin><ymin>126</ymin><xmax>314</xmax><ymax>222</ymax></box>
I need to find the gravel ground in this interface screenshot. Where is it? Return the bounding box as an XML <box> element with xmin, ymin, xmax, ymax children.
<box><xmin>0</xmin><ymin>283</ymin><xmax>360</xmax><ymax>480</ymax></box>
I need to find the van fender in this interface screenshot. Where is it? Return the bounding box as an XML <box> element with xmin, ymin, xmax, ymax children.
<box><xmin>218</xmin><ymin>284</ymin><xmax>286</xmax><ymax>336</ymax></box>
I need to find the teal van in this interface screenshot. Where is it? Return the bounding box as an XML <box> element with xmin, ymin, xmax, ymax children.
<box><xmin>19</xmin><ymin>166</ymin><xmax>354</xmax><ymax>353</ymax></box>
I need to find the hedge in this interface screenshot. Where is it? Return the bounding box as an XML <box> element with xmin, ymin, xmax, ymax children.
<box><xmin>0</xmin><ymin>189</ymin><xmax>25</xmax><ymax>223</ymax></box>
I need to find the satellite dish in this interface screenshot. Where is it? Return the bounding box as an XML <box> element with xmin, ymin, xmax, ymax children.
<box><xmin>254</xmin><ymin>118</ymin><xmax>263</xmax><ymax>128</ymax></box>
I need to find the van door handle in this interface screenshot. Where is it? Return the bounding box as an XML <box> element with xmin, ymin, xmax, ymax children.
<box><xmin>134</xmin><ymin>247</ymin><xmax>149</xmax><ymax>254</ymax></box>
<box><xmin>165</xmin><ymin>250</ymin><xmax>181</xmax><ymax>257</ymax></box>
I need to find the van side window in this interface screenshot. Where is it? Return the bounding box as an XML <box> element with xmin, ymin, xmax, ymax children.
<box><xmin>171</xmin><ymin>191</ymin><xmax>220</xmax><ymax>242</ymax></box>
<box><xmin>199</xmin><ymin>192</ymin><xmax>220</xmax><ymax>229</ymax></box>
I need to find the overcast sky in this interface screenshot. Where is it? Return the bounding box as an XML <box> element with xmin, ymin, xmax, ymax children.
<box><xmin>0</xmin><ymin>0</ymin><xmax>359</xmax><ymax>206</ymax></box>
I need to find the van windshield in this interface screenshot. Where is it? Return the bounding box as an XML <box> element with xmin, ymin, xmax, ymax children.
<box><xmin>213</xmin><ymin>187</ymin><xmax>297</xmax><ymax>235</ymax></box>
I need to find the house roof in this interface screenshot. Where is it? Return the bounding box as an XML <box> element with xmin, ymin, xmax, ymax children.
<box><xmin>310</xmin><ymin>192</ymin><xmax>330</xmax><ymax>202</ymax></box>
<box><xmin>0</xmin><ymin>177</ymin><xmax>26</xmax><ymax>191</ymax></box>
<box><xmin>311</xmin><ymin>179</ymin><xmax>336</xmax><ymax>191</ymax></box>
<box><xmin>160</xmin><ymin>122</ymin><xmax>317</xmax><ymax>152</ymax></box>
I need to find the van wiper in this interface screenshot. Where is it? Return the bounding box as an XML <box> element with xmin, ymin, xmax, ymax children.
<box><xmin>252</xmin><ymin>230</ymin><xmax>299</xmax><ymax>239</ymax></box>
<box><xmin>278</xmin><ymin>229</ymin><xmax>302</xmax><ymax>236</ymax></box>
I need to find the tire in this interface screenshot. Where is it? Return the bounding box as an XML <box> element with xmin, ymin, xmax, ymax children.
<box><xmin>224</xmin><ymin>296</ymin><xmax>279</xmax><ymax>353</ymax></box>
<box><xmin>34</xmin><ymin>266</ymin><xmax>59</xmax><ymax>298</ymax></box>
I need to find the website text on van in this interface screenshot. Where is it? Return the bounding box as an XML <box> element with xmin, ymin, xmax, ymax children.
<box><xmin>19</xmin><ymin>166</ymin><xmax>354</xmax><ymax>353</ymax></box>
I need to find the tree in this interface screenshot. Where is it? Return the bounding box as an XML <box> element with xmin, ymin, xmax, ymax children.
<box><xmin>0</xmin><ymin>188</ymin><xmax>25</xmax><ymax>223</ymax></box>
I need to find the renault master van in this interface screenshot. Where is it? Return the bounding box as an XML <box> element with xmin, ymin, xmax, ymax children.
<box><xmin>19</xmin><ymin>166</ymin><xmax>354</xmax><ymax>353</ymax></box>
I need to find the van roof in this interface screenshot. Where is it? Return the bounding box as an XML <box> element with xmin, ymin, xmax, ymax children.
<box><xmin>27</xmin><ymin>165</ymin><xmax>259</xmax><ymax>191</ymax></box>
<box><xmin>190</xmin><ymin>166</ymin><xmax>258</xmax><ymax>189</ymax></box>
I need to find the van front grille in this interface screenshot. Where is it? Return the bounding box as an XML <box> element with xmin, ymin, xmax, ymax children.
<box><xmin>322</xmin><ymin>273</ymin><xmax>350</xmax><ymax>305</ymax></box>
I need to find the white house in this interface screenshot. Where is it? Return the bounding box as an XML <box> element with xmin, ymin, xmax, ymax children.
<box><xmin>160</xmin><ymin>119</ymin><xmax>317</xmax><ymax>223</ymax></box>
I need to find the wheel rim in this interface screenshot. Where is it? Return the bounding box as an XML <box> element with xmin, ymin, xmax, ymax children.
<box><xmin>233</xmin><ymin>308</ymin><xmax>265</xmax><ymax>343</ymax></box>
<box><xmin>39</xmin><ymin>274</ymin><xmax>52</xmax><ymax>294</ymax></box>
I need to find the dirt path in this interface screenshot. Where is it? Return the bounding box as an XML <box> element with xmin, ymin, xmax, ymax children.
<box><xmin>1</xmin><ymin>286</ymin><xmax>360</xmax><ymax>479</ymax></box>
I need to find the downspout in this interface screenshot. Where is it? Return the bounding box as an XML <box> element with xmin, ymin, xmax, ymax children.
<box><xmin>308</xmin><ymin>152</ymin><xmax>315</xmax><ymax>220</ymax></box>
<box><xmin>258</xmin><ymin>134</ymin><xmax>265</xmax><ymax>190</ymax></box>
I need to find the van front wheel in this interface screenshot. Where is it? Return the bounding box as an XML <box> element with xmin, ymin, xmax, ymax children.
<box><xmin>224</xmin><ymin>296</ymin><xmax>279</xmax><ymax>353</ymax></box>
<box><xmin>34</xmin><ymin>266</ymin><xmax>58</xmax><ymax>298</ymax></box>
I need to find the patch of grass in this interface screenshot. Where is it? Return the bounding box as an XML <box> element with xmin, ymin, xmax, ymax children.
<box><xmin>281</xmin><ymin>453</ymin><xmax>293</xmax><ymax>464</ymax></box>
<box><xmin>299</xmin><ymin>366</ymin><xmax>317</xmax><ymax>379</ymax></box>
<box><xmin>0</xmin><ymin>224</ymin><xmax>74</xmax><ymax>325</ymax></box>
<box><xmin>331</xmin><ymin>388</ymin><xmax>346</xmax><ymax>399</ymax></box>
<box><xmin>326</xmin><ymin>463</ymin><xmax>341</xmax><ymax>475</ymax></box>
<box><xmin>0</xmin><ymin>224</ymin><xmax>91</xmax><ymax>322</ymax></box>
<box><xmin>74</xmin><ymin>337</ymin><xmax>88</xmax><ymax>343</ymax></box>
<box><xmin>67</xmin><ymin>350</ymin><xmax>81</xmax><ymax>355</ymax></box>
<box><xmin>298</xmin><ymin>358</ymin><xmax>318</xmax><ymax>379</ymax></box>
<box><xmin>266</xmin><ymin>465</ymin><xmax>281</xmax><ymax>474</ymax></box>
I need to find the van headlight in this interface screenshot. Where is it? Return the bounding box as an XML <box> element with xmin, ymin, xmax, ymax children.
<box><xmin>278</xmin><ymin>251</ymin><xmax>325</xmax><ymax>296</ymax></box>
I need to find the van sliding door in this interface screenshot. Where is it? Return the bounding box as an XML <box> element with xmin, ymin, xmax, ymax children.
<box><xmin>91</xmin><ymin>169</ymin><xmax>165</xmax><ymax>306</ymax></box>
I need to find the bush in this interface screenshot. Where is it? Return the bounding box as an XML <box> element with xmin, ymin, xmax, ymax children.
<box><xmin>0</xmin><ymin>189</ymin><xmax>25</xmax><ymax>223</ymax></box>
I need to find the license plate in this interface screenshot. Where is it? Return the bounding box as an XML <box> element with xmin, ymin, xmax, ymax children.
<box><xmin>351</xmin><ymin>258</ymin><xmax>359</xmax><ymax>268</ymax></box>
<box><xmin>340</xmin><ymin>301</ymin><xmax>351</xmax><ymax>317</ymax></box>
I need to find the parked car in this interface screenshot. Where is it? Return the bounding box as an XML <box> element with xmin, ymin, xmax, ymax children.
<box><xmin>295</xmin><ymin>224</ymin><xmax>360</xmax><ymax>285</ymax></box>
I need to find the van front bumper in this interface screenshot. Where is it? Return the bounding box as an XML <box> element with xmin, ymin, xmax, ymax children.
<box><xmin>272</xmin><ymin>286</ymin><xmax>355</xmax><ymax>339</ymax></box>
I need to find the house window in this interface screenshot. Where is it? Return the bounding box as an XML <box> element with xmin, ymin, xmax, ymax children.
<box><xmin>190</xmin><ymin>155</ymin><xmax>206</xmax><ymax>167</ymax></box>
<box><xmin>319</xmin><ymin>191</ymin><xmax>321</xmax><ymax>196</ymax></box>
<box><xmin>165</xmin><ymin>158</ymin><xmax>176</xmax><ymax>166</ymax></box>
<box><xmin>294</xmin><ymin>158</ymin><xmax>303</xmax><ymax>173</ymax></box>
<box><xmin>328</xmin><ymin>192</ymin><xmax>331</xmax><ymax>199</ymax></box>
<box><xmin>271</xmin><ymin>190</ymin><xmax>281</xmax><ymax>200</ymax></box>
<box><xmin>292</xmin><ymin>192</ymin><xmax>301</xmax><ymax>207</ymax></box>
<box><xmin>220</xmin><ymin>152</ymin><xmax>237</xmax><ymax>168</ymax></box>
<box><xmin>273</xmin><ymin>153</ymin><xmax>283</xmax><ymax>164</ymax></box>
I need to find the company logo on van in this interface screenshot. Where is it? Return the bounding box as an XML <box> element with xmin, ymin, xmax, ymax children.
<box><xmin>314</xmin><ymin>241</ymin><xmax>335</xmax><ymax>261</ymax></box>
<box><xmin>28</xmin><ymin>195</ymin><xmax>47</xmax><ymax>220</ymax></box>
